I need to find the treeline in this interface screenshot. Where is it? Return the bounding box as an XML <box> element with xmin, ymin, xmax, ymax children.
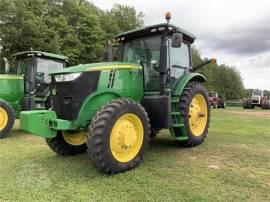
<box><xmin>0</xmin><ymin>0</ymin><xmax>143</xmax><ymax>64</ymax></box>
<box><xmin>192</xmin><ymin>48</ymin><xmax>245</xmax><ymax>100</ymax></box>
<box><xmin>0</xmin><ymin>0</ymin><xmax>245</xmax><ymax>99</ymax></box>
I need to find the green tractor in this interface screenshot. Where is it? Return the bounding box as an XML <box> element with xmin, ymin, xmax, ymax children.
<box><xmin>0</xmin><ymin>51</ymin><xmax>69</xmax><ymax>138</ymax></box>
<box><xmin>20</xmin><ymin>18</ymin><xmax>215</xmax><ymax>173</ymax></box>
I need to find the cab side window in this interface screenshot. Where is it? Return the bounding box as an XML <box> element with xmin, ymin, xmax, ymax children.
<box><xmin>170</xmin><ymin>42</ymin><xmax>190</xmax><ymax>85</ymax></box>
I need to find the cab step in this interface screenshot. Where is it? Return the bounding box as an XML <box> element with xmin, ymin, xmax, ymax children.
<box><xmin>171</xmin><ymin>98</ymin><xmax>179</xmax><ymax>103</ymax></box>
<box><xmin>174</xmin><ymin>136</ymin><xmax>188</xmax><ymax>141</ymax></box>
<box><xmin>172</xmin><ymin>123</ymin><xmax>184</xmax><ymax>128</ymax></box>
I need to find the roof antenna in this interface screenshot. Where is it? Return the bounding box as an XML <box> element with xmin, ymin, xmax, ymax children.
<box><xmin>165</xmin><ymin>11</ymin><xmax>171</xmax><ymax>25</ymax></box>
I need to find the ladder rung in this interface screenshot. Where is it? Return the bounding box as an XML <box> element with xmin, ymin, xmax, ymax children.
<box><xmin>172</xmin><ymin>123</ymin><xmax>184</xmax><ymax>128</ymax></box>
<box><xmin>174</xmin><ymin>136</ymin><xmax>188</xmax><ymax>141</ymax></box>
<box><xmin>171</xmin><ymin>99</ymin><xmax>179</xmax><ymax>103</ymax></box>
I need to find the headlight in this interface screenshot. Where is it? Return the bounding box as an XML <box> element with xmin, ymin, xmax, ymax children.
<box><xmin>55</xmin><ymin>73</ymin><xmax>81</xmax><ymax>82</ymax></box>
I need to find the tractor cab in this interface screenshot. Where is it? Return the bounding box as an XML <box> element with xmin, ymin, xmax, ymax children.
<box><xmin>11</xmin><ymin>51</ymin><xmax>69</xmax><ymax>109</ymax></box>
<box><xmin>0</xmin><ymin>51</ymin><xmax>69</xmax><ymax>138</ymax></box>
<box><xmin>115</xmin><ymin>23</ymin><xmax>195</xmax><ymax>93</ymax></box>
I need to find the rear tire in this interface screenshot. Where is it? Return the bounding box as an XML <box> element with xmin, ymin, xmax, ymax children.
<box><xmin>46</xmin><ymin>131</ymin><xmax>87</xmax><ymax>156</ymax></box>
<box><xmin>261</xmin><ymin>100</ymin><xmax>270</xmax><ymax>109</ymax></box>
<box><xmin>247</xmin><ymin>100</ymin><xmax>254</xmax><ymax>109</ymax></box>
<box><xmin>178</xmin><ymin>82</ymin><xmax>210</xmax><ymax>147</ymax></box>
<box><xmin>0</xmin><ymin>99</ymin><xmax>15</xmax><ymax>139</ymax></box>
<box><xmin>87</xmin><ymin>98</ymin><xmax>150</xmax><ymax>174</ymax></box>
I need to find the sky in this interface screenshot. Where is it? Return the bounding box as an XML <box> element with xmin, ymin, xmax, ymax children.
<box><xmin>91</xmin><ymin>0</ymin><xmax>270</xmax><ymax>90</ymax></box>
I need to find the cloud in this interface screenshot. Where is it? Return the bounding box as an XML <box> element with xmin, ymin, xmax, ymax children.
<box><xmin>92</xmin><ymin>0</ymin><xmax>270</xmax><ymax>89</ymax></box>
<box><xmin>200</xmin><ymin>17</ymin><xmax>270</xmax><ymax>56</ymax></box>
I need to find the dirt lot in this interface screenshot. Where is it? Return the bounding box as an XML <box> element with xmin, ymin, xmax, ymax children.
<box><xmin>224</xmin><ymin>110</ymin><xmax>270</xmax><ymax>118</ymax></box>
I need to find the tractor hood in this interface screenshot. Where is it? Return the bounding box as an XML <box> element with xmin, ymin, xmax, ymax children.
<box><xmin>49</xmin><ymin>62</ymin><xmax>142</xmax><ymax>75</ymax></box>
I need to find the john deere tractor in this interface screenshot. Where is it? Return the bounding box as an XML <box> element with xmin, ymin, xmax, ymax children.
<box><xmin>21</xmin><ymin>16</ymin><xmax>215</xmax><ymax>173</ymax></box>
<box><xmin>0</xmin><ymin>51</ymin><xmax>68</xmax><ymax>138</ymax></box>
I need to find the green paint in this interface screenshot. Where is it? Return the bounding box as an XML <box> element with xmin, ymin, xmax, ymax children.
<box><xmin>20</xmin><ymin>110</ymin><xmax>57</xmax><ymax>138</ymax></box>
<box><xmin>173</xmin><ymin>73</ymin><xmax>206</xmax><ymax>95</ymax></box>
<box><xmin>75</xmin><ymin>68</ymin><xmax>143</xmax><ymax>127</ymax></box>
<box><xmin>49</xmin><ymin>62</ymin><xmax>141</xmax><ymax>75</ymax></box>
<box><xmin>20</xmin><ymin>65</ymin><xmax>144</xmax><ymax>136</ymax></box>
<box><xmin>0</xmin><ymin>75</ymin><xmax>24</xmax><ymax>115</ymax></box>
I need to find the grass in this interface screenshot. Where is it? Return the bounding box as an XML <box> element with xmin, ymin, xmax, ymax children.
<box><xmin>0</xmin><ymin>107</ymin><xmax>269</xmax><ymax>202</ymax></box>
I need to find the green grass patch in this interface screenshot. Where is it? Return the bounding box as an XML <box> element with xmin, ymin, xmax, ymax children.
<box><xmin>0</xmin><ymin>108</ymin><xmax>269</xmax><ymax>201</ymax></box>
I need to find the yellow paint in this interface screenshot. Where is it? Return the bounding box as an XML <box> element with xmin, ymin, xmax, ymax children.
<box><xmin>110</xmin><ymin>113</ymin><xmax>144</xmax><ymax>162</ymax></box>
<box><xmin>0</xmin><ymin>76</ymin><xmax>23</xmax><ymax>80</ymax></box>
<box><xmin>188</xmin><ymin>94</ymin><xmax>208</xmax><ymax>136</ymax></box>
<box><xmin>0</xmin><ymin>107</ymin><xmax>8</xmax><ymax>130</ymax></box>
<box><xmin>62</xmin><ymin>131</ymin><xmax>87</xmax><ymax>146</ymax></box>
<box><xmin>87</xmin><ymin>64</ymin><xmax>142</xmax><ymax>71</ymax></box>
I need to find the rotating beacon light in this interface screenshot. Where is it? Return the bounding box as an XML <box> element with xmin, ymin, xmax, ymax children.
<box><xmin>165</xmin><ymin>12</ymin><xmax>171</xmax><ymax>24</ymax></box>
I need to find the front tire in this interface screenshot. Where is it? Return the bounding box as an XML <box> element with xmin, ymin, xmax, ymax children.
<box><xmin>178</xmin><ymin>82</ymin><xmax>210</xmax><ymax>146</ymax></box>
<box><xmin>46</xmin><ymin>131</ymin><xmax>87</xmax><ymax>156</ymax></box>
<box><xmin>243</xmin><ymin>99</ymin><xmax>248</xmax><ymax>109</ymax></box>
<box><xmin>0</xmin><ymin>99</ymin><xmax>15</xmax><ymax>139</ymax></box>
<box><xmin>87</xmin><ymin>98</ymin><xmax>150</xmax><ymax>174</ymax></box>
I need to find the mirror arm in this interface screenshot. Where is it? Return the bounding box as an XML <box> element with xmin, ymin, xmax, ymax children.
<box><xmin>107</xmin><ymin>40</ymin><xmax>113</xmax><ymax>62</ymax></box>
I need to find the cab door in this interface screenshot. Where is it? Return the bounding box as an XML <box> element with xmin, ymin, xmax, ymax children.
<box><xmin>169</xmin><ymin>41</ymin><xmax>191</xmax><ymax>87</ymax></box>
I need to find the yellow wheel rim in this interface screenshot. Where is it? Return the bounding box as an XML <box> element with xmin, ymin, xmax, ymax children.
<box><xmin>188</xmin><ymin>94</ymin><xmax>208</xmax><ymax>136</ymax></box>
<box><xmin>110</xmin><ymin>113</ymin><xmax>144</xmax><ymax>163</ymax></box>
<box><xmin>0</xmin><ymin>107</ymin><xmax>8</xmax><ymax>130</ymax></box>
<box><xmin>62</xmin><ymin>131</ymin><xmax>87</xmax><ymax>146</ymax></box>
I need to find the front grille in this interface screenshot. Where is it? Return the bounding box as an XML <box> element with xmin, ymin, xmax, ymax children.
<box><xmin>51</xmin><ymin>71</ymin><xmax>100</xmax><ymax>120</ymax></box>
<box><xmin>251</xmin><ymin>99</ymin><xmax>259</xmax><ymax>104</ymax></box>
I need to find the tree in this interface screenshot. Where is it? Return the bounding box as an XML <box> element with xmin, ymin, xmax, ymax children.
<box><xmin>0</xmin><ymin>0</ymin><xmax>107</xmax><ymax>64</ymax></box>
<box><xmin>192</xmin><ymin>47</ymin><xmax>245</xmax><ymax>100</ymax></box>
<box><xmin>0</xmin><ymin>0</ymin><xmax>144</xmax><ymax>64</ymax></box>
<box><xmin>99</xmin><ymin>3</ymin><xmax>144</xmax><ymax>42</ymax></box>
<box><xmin>110</xmin><ymin>4</ymin><xmax>144</xmax><ymax>33</ymax></box>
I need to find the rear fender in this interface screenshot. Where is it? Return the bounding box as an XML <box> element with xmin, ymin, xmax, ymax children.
<box><xmin>173</xmin><ymin>73</ymin><xmax>206</xmax><ymax>96</ymax></box>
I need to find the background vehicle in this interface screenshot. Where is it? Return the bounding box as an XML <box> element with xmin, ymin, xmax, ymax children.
<box><xmin>0</xmin><ymin>51</ymin><xmax>69</xmax><ymax>138</ymax></box>
<box><xmin>21</xmin><ymin>14</ymin><xmax>216</xmax><ymax>174</ymax></box>
<box><xmin>208</xmin><ymin>91</ymin><xmax>226</xmax><ymax>108</ymax></box>
<box><xmin>242</xmin><ymin>89</ymin><xmax>270</xmax><ymax>109</ymax></box>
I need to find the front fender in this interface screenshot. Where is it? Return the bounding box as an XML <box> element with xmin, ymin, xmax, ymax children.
<box><xmin>75</xmin><ymin>91</ymin><xmax>121</xmax><ymax>126</ymax></box>
<box><xmin>173</xmin><ymin>73</ymin><xmax>206</xmax><ymax>96</ymax></box>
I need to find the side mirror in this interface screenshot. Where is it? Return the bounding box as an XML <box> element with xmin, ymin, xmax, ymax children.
<box><xmin>172</xmin><ymin>33</ymin><xmax>183</xmax><ymax>48</ymax></box>
<box><xmin>3</xmin><ymin>57</ymin><xmax>10</xmax><ymax>73</ymax></box>
<box><xmin>151</xmin><ymin>60</ymin><xmax>158</xmax><ymax>71</ymax></box>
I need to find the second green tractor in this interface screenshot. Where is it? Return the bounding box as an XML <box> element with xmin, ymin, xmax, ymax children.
<box><xmin>21</xmin><ymin>20</ymin><xmax>215</xmax><ymax>174</ymax></box>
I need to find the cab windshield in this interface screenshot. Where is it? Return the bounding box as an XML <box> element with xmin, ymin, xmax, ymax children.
<box><xmin>122</xmin><ymin>35</ymin><xmax>161</xmax><ymax>91</ymax></box>
<box><xmin>14</xmin><ymin>57</ymin><xmax>64</xmax><ymax>83</ymax></box>
<box><xmin>252</xmin><ymin>89</ymin><xmax>263</xmax><ymax>96</ymax></box>
<box><xmin>36</xmin><ymin>58</ymin><xmax>64</xmax><ymax>83</ymax></box>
